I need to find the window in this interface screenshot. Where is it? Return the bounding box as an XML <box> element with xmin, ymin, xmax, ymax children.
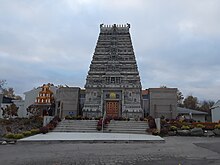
<box><xmin>111</xmin><ymin>77</ymin><xmax>115</xmax><ymax>83</ymax></box>
<box><xmin>111</xmin><ymin>55</ymin><xmax>116</xmax><ymax>60</ymax></box>
<box><xmin>116</xmin><ymin>77</ymin><xmax>121</xmax><ymax>83</ymax></box>
<box><xmin>106</xmin><ymin>77</ymin><xmax>110</xmax><ymax>83</ymax></box>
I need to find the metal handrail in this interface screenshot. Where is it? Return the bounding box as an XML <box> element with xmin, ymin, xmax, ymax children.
<box><xmin>102</xmin><ymin>111</ymin><xmax>106</xmax><ymax>133</ymax></box>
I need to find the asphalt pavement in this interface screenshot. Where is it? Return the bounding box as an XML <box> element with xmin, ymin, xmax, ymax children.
<box><xmin>0</xmin><ymin>136</ymin><xmax>220</xmax><ymax>165</ymax></box>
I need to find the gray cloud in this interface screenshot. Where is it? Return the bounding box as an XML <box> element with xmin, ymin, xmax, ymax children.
<box><xmin>0</xmin><ymin>0</ymin><xmax>220</xmax><ymax>101</ymax></box>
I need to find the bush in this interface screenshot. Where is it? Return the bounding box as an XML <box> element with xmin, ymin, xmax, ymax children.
<box><xmin>50</xmin><ymin>120</ymin><xmax>58</xmax><ymax>127</ymax></box>
<box><xmin>160</xmin><ymin>127</ymin><xmax>169</xmax><ymax>136</ymax></box>
<box><xmin>196</xmin><ymin>124</ymin><xmax>205</xmax><ymax>129</ymax></box>
<box><xmin>84</xmin><ymin>116</ymin><xmax>92</xmax><ymax>120</ymax></box>
<box><xmin>148</xmin><ymin>119</ymin><xmax>156</xmax><ymax>129</ymax></box>
<box><xmin>14</xmin><ymin>133</ymin><xmax>24</xmax><ymax>139</ymax></box>
<box><xmin>192</xmin><ymin>122</ymin><xmax>216</xmax><ymax>130</ymax></box>
<box><xmin>170</xmin><ymin>126</ymin><xmax>178</xmax><ymax>131</ymax></box>
<box><xmin>76</xmin><ymin>115</ymin><xmax>82</xmax><ymax>120</ymax></box>
<box><xmin>6</xmin><ymin>126</ymin><xmax>12</xmax><ymax>132</ymax></box>
<box><xmin>47</xmin><ymin>123</ymin><xmax>54</xmax><ymax>130</ymax></box>
<box><xmin>113</xmin><ymin>116</ymin><xmax>119</xmax><ymax>120</ymax></box>
<box><xmin>170</xmin><ymin>120</ymin><xmax>186</xmax><ymax>128</ymax></box>
<box><xmin>96</xmin><ymin>125</ymin><xmax>102</xmax><ymax>131</ymax></box>
<box><xmin>205</xmin><ymin>125</ymin><xmax>215</xmax><ymax>130</ymax></box>
<box><xmin>152</xmin><ymin>129</ymin><xmax>159</xmax><ymax>135</ymax></box>
<box><xmin>40</xmin><ymin>126</ymin><xmax>49</xmax><ymax>134</ymax></box>
<box><xmin>189</xmin><ymin>124</ymin><xmax>195</xmax><ymax>129</ymax></box>
<box><xmin>5</xmin><ymin>133</ymin><xmax>14</xmax><ymax>139</ymax></box>
<box><xmin>104</xmin><ymin>118</ymin><xmax>111</xmax><ymax>124</ymax></box>
<box><xmin>32</xmin><ymin>116</ymin><xmax>43</xmax><ymax>124</ymax></box>
<box><xmin>215</xmin><ymin>124</ymin><xmax>220</xmax><ymax>129</ymax></box>
<box><xmin>181</xmin><ymin>125</ymin><xmax>190</xmax><ymax>130</ymax></box>
<box><xmin>65</xmin><ymin>115</ymin><xmax>72</xmax><ymax>120</ymax></box>
<box><xmin>23</xmin><ymin>119</ymin><xmax>31</xmax><ymax>125</ymax></box>
<box><xmin>97</xmin><ymin>119</ymin><xmax>103</xmax><ymax>126</ymax></box>
<box><xmin>53</xmin><ymin>116</ymin><xmax>61</xmax><ymax>122</ymax></box>
<box><xmin>95</xmin><ymin>117</ymin><xmax>101</xmax><ymax>120</ymax></box>
<box><xmin>119</xmin><ymin>117</ymin><xmax>125</xmax><ymax>121</ymax></box>
<box><xmin>30</xmin><ymin>129</ymin><xmax>40</xmax><ymax>134</ymax></box>
<box><xmin>144</xmin><ymin>118</ymin><xmax>148</xmax><ymax>121</ymax></box>
<box><xmin>22</xmin><ymin>131</ymin><xmax>32</xmax><ymax>137</ymax></box>
<box><xmin>165</xmin><ymin>118</ymin><xmax>170</xmax><ymax>122</ymax></box>
<box><xmin>161</xmin><ymin>119</ymin><xmax>167</xmax><ymax>126</ymax></box>
<box><xmin>0</xmin><ymin>119</ymin><xmax>12</xmax><ymax>125</ymax></box>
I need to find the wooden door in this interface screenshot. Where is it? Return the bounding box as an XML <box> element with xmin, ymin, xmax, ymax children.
<box><xmin>106</xmin><ymin>101</ymin><xmax>119</xmax><ymax>117</ymax></box>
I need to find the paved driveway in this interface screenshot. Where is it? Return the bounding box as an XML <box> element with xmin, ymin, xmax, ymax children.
<box><xmin>0</xmin><ymin>136</ymin><xmax>220</xmax><ymax>165</ymax></box>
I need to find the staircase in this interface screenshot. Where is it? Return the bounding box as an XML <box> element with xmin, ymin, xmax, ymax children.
<box><xmin>53</xmin><ymin>120</ymin><xmax>98</xmax><ymax>133</ymax></box>
<box><xmin>53</xmin><ymin>119</ymin><xmax>149</xmax><ymax>134</ymax></box>
<box><xmin>105</xmin><ymin>120</ymin><xmax>149</xmax><ymax>134</ymax></box>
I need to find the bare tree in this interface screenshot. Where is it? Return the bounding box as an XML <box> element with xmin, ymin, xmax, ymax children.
<box><xmin>1</xmin><ymin>103</ymin><xmax>18</xmax><ymax>118</ymax></box>
<box><xmin>177</xmin><ymin>89</ymin><xmax>184</xmax><ymax>107</ymax></box>
<box><xmin>183</xmin><ymin>95</ymin><xmax>199</xmax><ymax>110</ymax></box>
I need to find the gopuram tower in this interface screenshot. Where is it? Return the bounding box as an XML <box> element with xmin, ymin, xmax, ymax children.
<box><xmin>83</xmin><ymin>24</ymin><xmax>143</xmax><ymax>118</ymax></box>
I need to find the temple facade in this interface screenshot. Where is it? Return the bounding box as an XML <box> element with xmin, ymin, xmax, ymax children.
<box><xmin>82</xmin><ymin>24</ymin><xmax>143</xmax><ymax>118</ymax></box>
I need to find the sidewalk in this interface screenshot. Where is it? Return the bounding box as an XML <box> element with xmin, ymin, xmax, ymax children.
<box><xmin>19</xmin><ymin>132</ymin><xmax>164</xmax><ymax>143</ymax></box>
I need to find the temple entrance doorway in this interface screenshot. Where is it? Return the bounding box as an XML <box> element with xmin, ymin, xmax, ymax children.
<box><xmin>106</xmin><ymin>101</ymin><xmax>120</xmax><ymax>118</ymax></box>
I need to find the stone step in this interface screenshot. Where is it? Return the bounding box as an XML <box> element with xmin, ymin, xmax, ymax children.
<box><xmin>105</xmin><ymin>120</ymin><xmax>149</xmax><ymax>134</ymax></box>
<box><xmin>105</xmin><ymin>129</ymin><xmax>146</xmax><ymax>133</ymax></box>
<box><xmin>61</xmin><ymin>121</ymin><xmax>98</xmax><ymax>123</ymax></box>
<box><xmin>107</xmin><ymin>128</ymin><xmax>148</xmax><ymax>131</ymax></box>
<box><xmin>110</xmin><ymin>121</ymin><xmax>148</xmax><ymax>123</ymax></box>
<box><xmin>108</xmin><ymin>124</ymin><xmax>148</xmax><ymax>127</ymax></box>
<box><xmin>58</xmin><ymin>124</ymin><xmax>97</xmax><ymax>126</ymax></box>
<box><xmin>53</xmin><ymin>120</ymin><xmax>98</xmax><ymax>133</ymax></box>
<box><xmin>54</xmin><ymin>125</ymin><xmax>97</xmax><ymax>128</ymax></box>
<box><xmin>106</xmin><ymin>127</ymin><xmax>148</xmax><ymax>130</ymax></box>
<box><xmin>57</xmin><ymin>123</ymin><xmax>97</xmax><ymax>126</ymax></box>
<box><xmin>53</xmin><ymin>130</ymin><xmax>98</xmax><ymax>132</ymax></box>
<box><xmin>54</xmin><ymin>128</ymin><xmax>97</xmax><ymax>131</ymax></box>
<box><xmin>108</xmin><ymin>122</ymin><xmax>148</xmax><ymax>124</ymax></box>
<box><xmin>108</xmin><ymin>124</ymin><xmax>148</xmax><ymax>126</ymax></box>
<box><xmin>62</xmin><ymin>120</ymin><xmax>98</xmax><ymax>122</ymax></box>
<box><xmin>105</xmin><ymin>130</ymin><xmax>148</xmax><ymax>134</ymax></box>
<box><xmin>53</xmin><ymin>128</ymin><xmax>98</xmax><ymax>131</ymax></box>
<box><xmin>55</xmin><ymin>127</ymin><xmax>97</xmax><ymax>130</ymax></box>
<box><xmin>53</xmin><ymin>120</ymin><xmax>149</xmax><ymax>134</ymax></box>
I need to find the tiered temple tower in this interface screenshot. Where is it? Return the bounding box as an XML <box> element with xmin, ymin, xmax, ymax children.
<box><xmin>83</xmin><ymin>24</ymin><xmax>143</xmax><ymax>118</ymax></box>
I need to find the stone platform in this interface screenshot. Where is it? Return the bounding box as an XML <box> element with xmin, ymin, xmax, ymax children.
<box><xmin>19</xmin><ymin>132</ymin><xmax>164</xmax><ymax>143</ymax></box>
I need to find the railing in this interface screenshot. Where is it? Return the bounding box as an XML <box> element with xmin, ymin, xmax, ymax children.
<box><xmin>102</xmin><ymin>111</ymin><xmax>107</xmax><ymax>133</ymax></box>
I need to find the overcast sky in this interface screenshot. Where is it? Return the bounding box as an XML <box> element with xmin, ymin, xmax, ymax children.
<box><xmin>0</xmin><ymin>0</ymin><xmax>220</xmax><ymax>101</ymax></box>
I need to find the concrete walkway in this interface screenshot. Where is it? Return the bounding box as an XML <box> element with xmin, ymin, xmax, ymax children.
<box><xmin>19</xmin><ymin>132</ymin><xmax>164</xmax><ymax>143</ymax></box>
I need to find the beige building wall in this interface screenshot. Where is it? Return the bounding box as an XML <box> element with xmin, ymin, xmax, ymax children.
<box><xmin>55</xmin><ymin>87</ymin><xmax>80</xmax><ymax>118</ymax></box>
<box><xmin>149</xmin><ymin>88</ymin><xmax>177</xmax><ymax>119</ymax></box>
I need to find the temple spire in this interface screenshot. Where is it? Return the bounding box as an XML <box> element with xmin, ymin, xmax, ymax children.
<box><xmin>83</xmin><ymin>24</ymin><xmax>143</xmax><ymax>118</ymax></box>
